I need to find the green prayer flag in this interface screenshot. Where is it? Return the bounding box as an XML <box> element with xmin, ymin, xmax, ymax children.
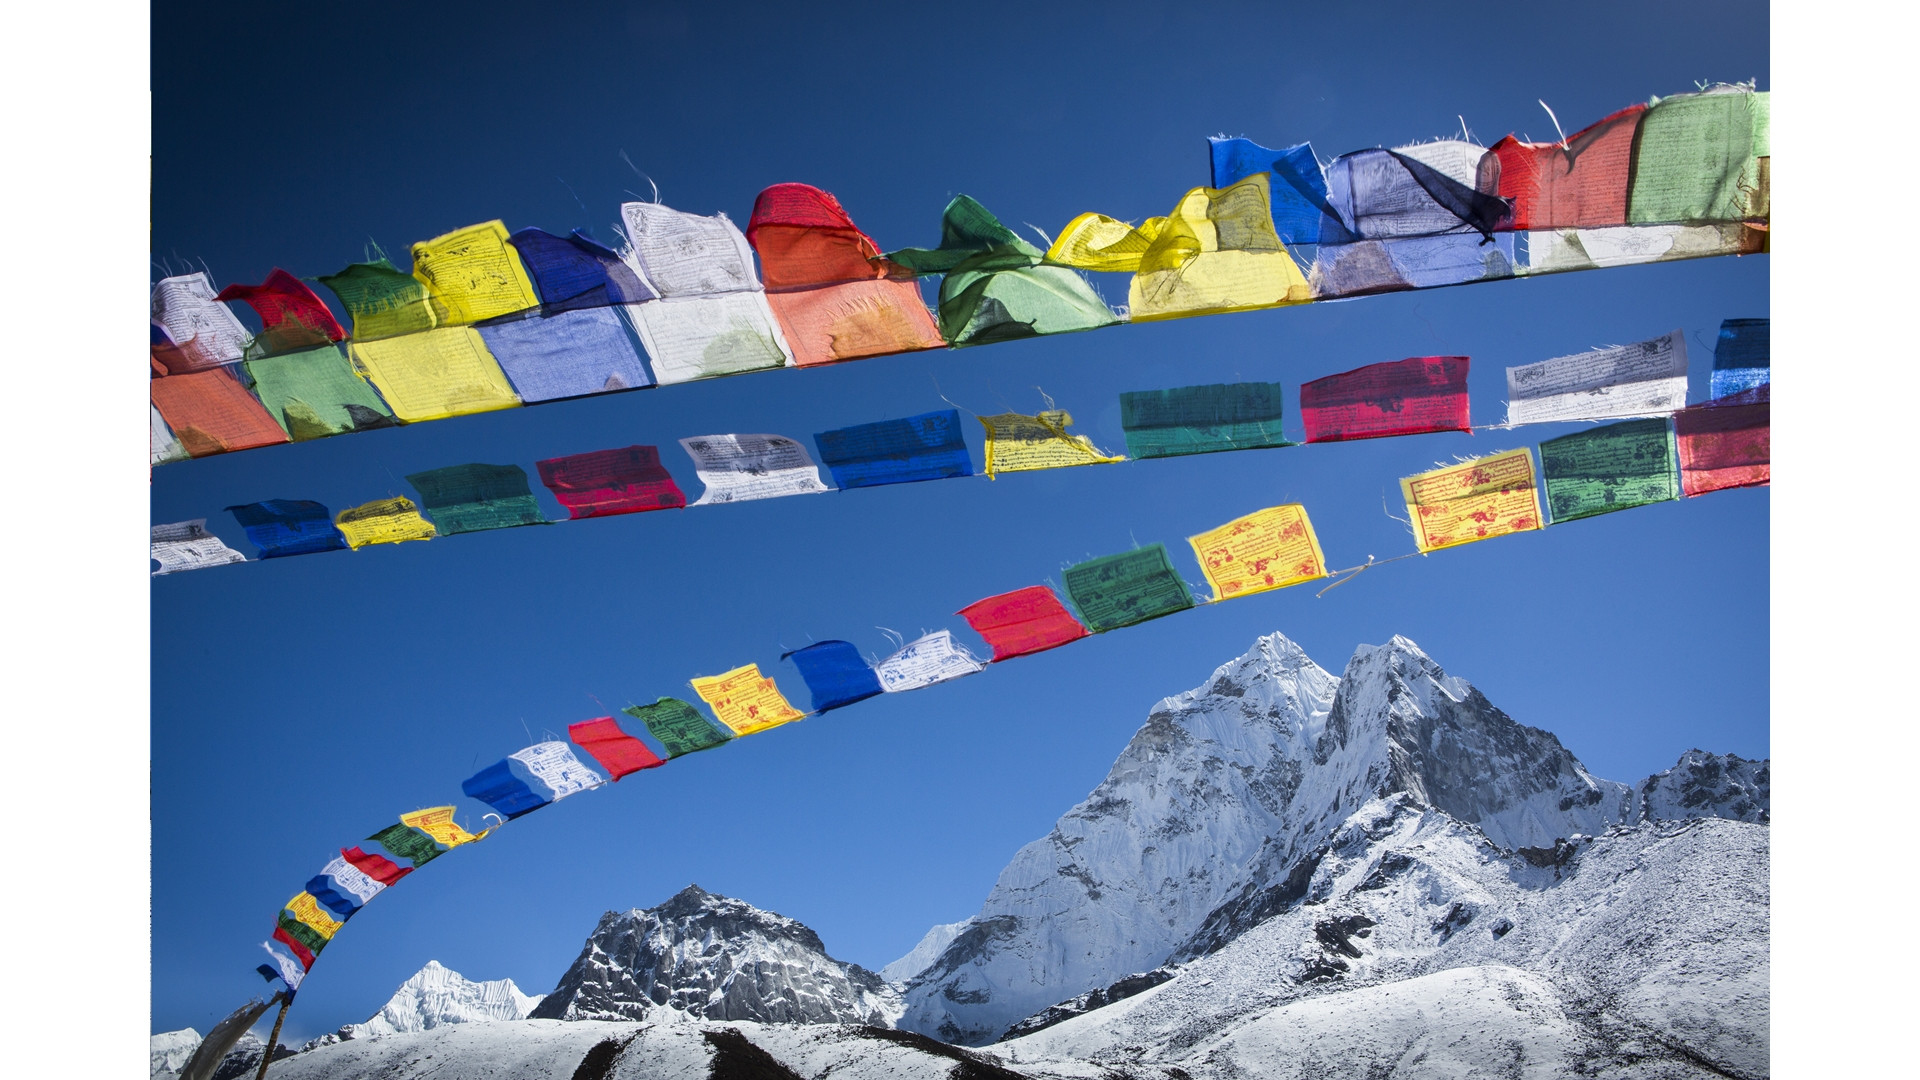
<box><xmin>404</xmin><ymin>464</ymin><xmax>546</xmax><ymax>534</ymax></box>
<box><xmin>1538</xmin><ymin>418</ymin><xmax>1680</xmax><ymax>523</ymax></box>
<box><xmin>316</xmin><ymin>259</ymin><xmax>438</xmax><ymax>340</ymax></box>
<box><xmin>368</xmin><ymin>823</ymin><xmax>442</xmax><ymax>868</ymax></box>
<box><xmin>1062</xmin><ymin>544</ymin><xmax>1194</xmax><ymax>633</ymax></box>
<box><xmin>1628</xmin><ymin>89</ymin><xmax>1767</xmax><ymax>225</ymax></box>
<box><xmin>1119</xmin><ymin>382</ymin><xmax>1293</xmax><ymax>459</ymax></box>
<box><xmin>622</xmin><ymin>697</ymin><xmax>732</xmax><ymax>758</ymax></box>
<box><xmin>244</xmin><ymin>344</ymin><xmax>396</xmax><ymax>440</ymax></box>
<box><xmin>275</xmin><ymin>912</ymin><xmax>328</xmax><ymax>954</ymax></box>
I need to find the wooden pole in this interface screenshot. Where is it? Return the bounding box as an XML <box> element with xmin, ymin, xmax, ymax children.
<box><xmin>253</xmin><ymin>992</ymin><xmax>293</xmax><ymax>1080</ymax></box>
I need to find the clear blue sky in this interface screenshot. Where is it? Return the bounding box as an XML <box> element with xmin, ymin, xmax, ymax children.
<box><xmin>150</xmin><ymin>1</ymin><xmax>1768</xmax><ymax>1042</ymax></box>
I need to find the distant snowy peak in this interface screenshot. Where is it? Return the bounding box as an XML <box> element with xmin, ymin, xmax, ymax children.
<box><xmin>531</xmin><ymin>883</ymin><xmax>901</xmax><ymax>1027</ymax></box>
<box><xmin>1631</xmin><ymin>749</ymin><xmax>1769</xmax><ymax>824</ymax></box>
<box><xmin>344</xmin><ymin>960</ymin><xmax>542</xmax><ymax>1039</ymax></box>
<box><xmin>151</xmin><ymin>1028</ymin><xmax>200</xmax><ymax>1079</ymax></box>
<box><xmin>881</xmin><ymin>920</ymin><xmax>970</xmax><ymax>984</ymax></box>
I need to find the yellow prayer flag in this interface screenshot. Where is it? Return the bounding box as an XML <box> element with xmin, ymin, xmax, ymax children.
<box><xmin>690</xmin><ymin>664</ymin><xmax>806</xmax><ymax>736</ymax></box>
<box><xmin>410</xmin><ymin>221</ymin><xmax>542</xmax><ymax>324</ymax></box>
<box><xmin>334</xmin><ymin>497</ymin><xmax>437</xmax><ymax>549</ymax></box>
<box><xmin>1400</xmin><ymin>448</ymin><xmax>1544</xmax><ymax>553</ymax></box>
<box><xmin>284</xmin><ymin>891</ymin><xmax>343</xmax><ymax>940</ymax></box>
<box><xmin>400</xmin><ymin>806</ymin><xmax>485</xmax><ymax>849</ymax></box>
<box><xmin>1187</xmin><ymin>504</ymin><xmax>1328</xmax><ymax>602</ymax></box>
<box><xmin>348</xmin><ymin>327</ymin><xmax>521</xmax><ymax>423</ymax></box>
<box><xmin>980</xmin><ymin>410</ymin><xmax>1125</xmax><ymax>478</ymax></box>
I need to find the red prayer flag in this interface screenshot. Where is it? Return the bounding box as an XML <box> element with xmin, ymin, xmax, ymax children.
<box><xmin>535</xmin><ymin>446</ymin><xmax>687</xmax><ymax>519</ymax></box>
<box><xmin>746</xmin><ymin>183</ymin><xmax>908</xmax><ymax>289</ymax></box>
<box><xmin>271</xmin><ymin>926</ymin><xmax>315</xmax><ymax>970</ymax></box>
<box><xmin>150</xmin><ymin>368</ymin><xmax>290</xmax><ymax>457</ymax></box>
<box><xmin>217</xmin><ymin>269</ymin><xmax>347</xmax><ymax>352</ymax></box>
<box><xmin>1300</xmin><ymin>356</ymin><xmax>1472</xmax><ymax>443</ymax></box>
<box><xmin>568</xmin><ymin>717</ymin><xmax>665</xmax><ymax>780</ymax></box>
<box><xmin>1674</xmin><ymin>394</ymin><xmax>1769</xmax><ymax>497</ymax></box>
<box><xmin>341</xmin><ymin>845</ymin><xmax>412</xmax><ymax>886</ymax></box>
<box><xmin>1486</xmin><ymin>104</ymin><xmax>1646</xmax><ymax>230</ymax></box>
<box><xmin>957</xmin><ymin>585</ymin><xmax>1090</xmax><ymax>662</ymax></box>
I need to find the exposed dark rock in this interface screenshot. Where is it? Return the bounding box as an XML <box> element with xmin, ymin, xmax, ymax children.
<box><xmin>1313</xmin><ymin>915</ymin><xmax>1376</xmax><ymax>959</ymax></box>
<box><xmin>997</xmin><ymin>968</ymin><xmax>1178</xmax><ymax>1041</ymax></box>
<box><xmin>702</xmin><ymin>1028</ymin><xmax>805</xmax><ymax>1080</ymax></box>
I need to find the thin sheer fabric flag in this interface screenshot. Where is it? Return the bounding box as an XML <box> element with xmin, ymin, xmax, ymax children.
<box><xmin>746</xmin><ymin>183</ymin><xmax>945</xmax><ymax>367</ymax></box>
<box><xmin>1627</xmin><ymin>87</ymin><xmax>1769</xmax><ymax>226</ymax></box>
<box><xmin>568</xmin><ymin>717</ymin><xmax>665</xmax><ymax>780</ymax></box>
<box><xmin>1187</xmin><ymin>504</ymin><xmax>1328</xmax><ymax>601</ymax></box>
<box><xmin>347</xmin><ymin>327</ymin><xmax>521</xmax><ymax>422</ymax></box>
<box><xmin>152</xmin><ymin>405</ymin><xmax>187</xmax><ymax>466</ymax></box>
<box><xmin>957</xmin><ymin>586</ymin><xmax>1089</xmax><ymax>661</ymax></box>
<box><xmin>476</xmin><ymin>306</ymin><xmax>654</xmax><ymax>402</ymax></box>
<box><xmin>218</xmin><ymin>268</ymin><xmax>347</xmax><ymax>355</ymax></box>
<box><xmin>690</xmin><ymin>664</ymin><xmax>807</xmax><ymax>736</ymax></box>
<box><xmin>151</xmin><ymin>520</ymin><xmax>247</xmax><ymax>576</ymax></box>
<box><xmin>405</xmin><ymin>464</ymin><xmax>546</xmax><ymax>534</ymax></box>
<box><xmin>1674</xmin><ymin>392</ymin><xmax>1769</xmax><ymax>497</ymax></box>
<box><xmin>1710</xmin><ymin>317</ymin><xmax>1769</xmax><ymax>398</ymax></box>
<box><xmin>1538</xmin><ymin>419</ymin><xmax>1680</xmax><ymax>523</ymax></box>
<box><xmin>1400</xmin><ymin>448</ymin><xmax>1544</xmax><ymax>553</ymax></box>
<box><xmin>813</xmin><ymin>409</ymin><xmax>973</xmax><ymax>489</ymax></box>
<box><xmin>619</xmin><ymin>200</ymin><xmax>795</xmax><ymax>382</ymax></box>
<box><xmin>150</xmin><ymin>368</ymin><xmax>290</xmax><ymax>457</ymax></box>
<box><xmin>260</xmin><ymin>941</ymin><xmax>306</xmax><ymax>989</ymax></box>
<box><xmin>1522</xmin><ymin>222</ymin><xmax>1765</xmax><ymax>276</ymax></box>
<box><xmin>1311</xmin><ymin>145</ymin><xmax>1515</xmax><ymax>297</ymax></box>
<box><xmin>273</xmin><ymin>921</ymin><xmax>319</xmax><ymax>967</ymax></box>
<box><xmin>782</xmin><ymin>641</ymin><xmax>883</xmax><ymax>713</ymax></box>
<box><xmin>151</xmin><ymin>272</ymin><xmax>252</xmax><ymax>372</ymax></box>
<box><xmin>226</xmin><ymin>499</ymin><xmax>347</xmax><ymax>558</ymax></box>
<box><xmin>1486</xmin><ymin>104</ymin><xmax>1645</xmax><ymax>231</ymax></box>
<box><xmin>1301</xmin><ymin>357</ymin><xmax>1472</xmax><ymax>443</ymax></box>
<box><xmin>621</xmin><ymin>698</ymin><xmax>733</xmax><ymax>758</ymax></box>
<box><xmin>507</xmin><ymin>228</ymin><xmax>656</xmax><ymax>313</ymax></box>
<box><xmin>980</xmin><ymin>410</ymin><xmax>1124</xmax><ymax>477</ymax></box>
<box><xmin>1208</xmin><ymin>137</ymin><xmax>1333</xmax><ymax>244</ymax></box>
<box><xmin>679</xmin><ymin>434</ymin><xmax>830</xmax><ymax>504</ymax></box>
<box><xmin>318</xmin><ymin>258</ymin><xmax>439</xmax><ymax>341</ymax></box>
<box><xmin>334</xmin><ymin>497</ymin><xmax>436</xmax><ymax>549</ymax></box>
<box><xmin>536</xmin><ymin>446</ymin><xmax>687</xmax><ymax>519</ymax></box>
<box><xmin>1062</xmin><ymin>544</ymin><xmax>1195</xmax><ymax>633</ymax></box>
<box><xmin>1119</xmin><ymin>382</ymin><xmax>1291</xmax><ymax>459</ymax></box>
<box><xmin>511</xmin><ymin>742</ymin><xmax>604</xmax><ymax>802</ymax></box>
<box><xmin>875</xmin><ymin>630</ymin><xmax>985</xmax><ymax>692</ymax></box>
<box><xmin>1504</xmin><ymin>331</ymin><xmax>1688</xmax><ymax>425</ymax></box>
<box><xmin>409</xmin><ymin>221</ymin><xmax>542</xmax><ymax>325</ymax></box>
<box><xmin>244</xmin><ymin>344</ymin><xmax>397</xmax><ymax>440</ymax></box>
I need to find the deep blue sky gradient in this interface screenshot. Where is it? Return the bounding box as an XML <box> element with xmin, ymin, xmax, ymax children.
<box><xmin>151</xmin><ymin>1</ymin><xmax>1768</xmax><ymax>1041</ymax></box>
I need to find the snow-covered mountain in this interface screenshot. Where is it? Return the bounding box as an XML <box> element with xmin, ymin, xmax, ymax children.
<box><xmin>151</xmin><ymin>1028</ymin><xmax>200</xmax><ymax>1078</ymax></box>
<box><xmin>879</xmin><ymin>920</ymin><xmax>970</xmax><ymax>984</ymax></box>
<box><xmin>530</xmin><ymin>884</ymin><xmax>902</xmax><ymax>1027</ymax></box>
<box><xmin>343</xmin><ymin>960</ymin><xmax>543</xmax><ymax>1038</ymax></box>
<box><xmin>1629</xmin><ymin>748</ymin><xmax>1769</xmax><ymax>824</ymax></box>
<box><xmin>898</xmin><ymin>632</ymin><xmax>1638</xmax><ymax>1044</ymax></box>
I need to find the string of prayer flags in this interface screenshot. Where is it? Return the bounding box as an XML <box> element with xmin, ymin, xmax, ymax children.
<box><xmin>243</xmin><ymin>343</ymin><xmax>397</xmax><ymax>440</ymax></box>
<box><xmin>1301</xmin><ymin>357</ymin><xmax>1472</xmax><ymax>443</ymax></box>
<box><xmin>619</xmin><ymin>200</ymin><xmax>795</xmax><ymax>382</ymax></box>
<box><xmin>318</xmin><ymin>258</ymin><xmax>439</xmax><ymax>341</ymax></box>
<box><xmin>1208</xmin><ymin>138</ymin><xmax>1333</xmax><ymax>244</ymax></box>
<box><xmin>1187</xmin><ymin>504</ymin><xmax>1328</xmax><ymax>601</ymax></box>
<box><xmin>1047</xmin><ymin>174</ymin><xmax>1311</xmax><ymax>321</ymax></box>
<box><xmin>1062</xmin><ymin>544</ymin><xmax>1195</xmax><ymax>632</ymax></box>
<box><xmin>886</xmin><ymin>195</ymin><xmax>1118</xmax><ymax>347</ymax></box>
<box><xmin>405</xmin><ymin>463</ymin><xmax>547</xmax><ymax>535</ymax></box>
<box><xmin>1710</xmin><ymin>317</ymin><xmax>1769</xmax><ymax>398</ymax></box>
<box><xmin>567</xmin><ymin>717</ymin><xmax>665</xmax><ymax>781</ymax></box>
<box><xmin>347</xmin><ymin>326</ymin><xmax>521</xmax><ymax>422</ymax></box>
<box><xmin>333</xmin><ymin>497</ymin><xmax>437</xmax><ymax>549</ymax></box>
<box><xmin>152</xmin><ymin>405</ymin><xmax>188</xmax><ymax>466</ymax></box>
<box><xmin>957</xmin><ymin>585</ymin><xmax>1089</xmax><ymax>661</ymax></box>
<box><xmin>979</xmin><ymin>410</ymin><xmax>1125</xmax><ymax>477</ymax></box>
<box><xmin>409</xmin><ymin>221</ymin><xmax>541</xmax><ymax>325</ymax></box>
<box><xmin>875</xmin><ymin>630</ymin><xmax>986</xmax><ymax>692</ymax></box>
<box><xmin>306</xmin><ymin>855</ymin><xmax>387</xmax><ymax>918</ymax></box>
<box><xmin>341</xmin><ymin>845</ymin><xmax>412</xmax><ymax>886</ymax></box>
<box><xmin>402</xmin><ymin>806</ymin><xmax>487</xmax><ymax>849</ymax></box>
<box><xmin>151</xmin><ymin>272</ymin><xmax>252</xmax><ymax>373</ymax></box>
<box><xmin>226</xmin><ymin>500</ymin><xmax>347</xmax><ymax>559</ymax></box>
<box><xmin>813</xmin><ymin>409</ymin><xmax>973</xmax><ymax>489</ymax></box>
<box><xmin>679</xmin><ymin>434</ymin><xmax>830</xmax><ymax>504</ymax></box>
<box><xmin>1673</xmin><ymin>391</ymin><xmax>1769</xmax><ymax>496</ymax></box>
<box><xmin>1537</xmin><ymin>418</ymin><xmax>1680</xmax><ymax>523</ymax></box>
<box><xmin>782</xmin><ymin>641</ymin><xmax>884</xmax><ymax>713</ymax></box>
<box><xmin>746</xmin><ymin>183</ymin><xmax>945</xmax><ymax>366</ymax></box>
<box><xmin>621</xmin><ymin>697</ymin><xmax>733</xmax><ymax>758</ymax></box>
<box><xmin>1119</xmin><ymin>381</ymin><xmax>1291</xmax><ymax>459</ymax></box>
<box><xmin>151</xmin><ymin>520</ymin><xmax>247</xmax><ymax>576</ymax></box>
<box><xmin>476</xmin><ymin>307</ymin><xmax>654</xmax><ymax>402</ymax></box>
<box><xmin>690</xmin><ymin>664</ymin><xmax>808</xmax><ymax>736</ymax></box>
<box><xmin>536</xmin><ymin>445</ymin><xmax>687</xmax><ymax>518</ymax></box>
<box><xmin>150</xmin><ymin>367</ymin><xmax>291</xmax><ymax>456</ymax></box>
<box><xmin>507</xmin><ymin>228</ymin><xmax>657</xmax><ymax>313</ymax></box>
<box><xmin>1487</xmin><ymin>104</ymin><xmax>1645</xmax><ymax>231</ymax></box>
<box><xmin>218</xmin><ymin>269</ymin><xmax>347</xmax><ymax>355</ymax></box>
<box><xmin>1400</xmin><ymin>447</ymin><xmax>1544</xmax><ymax>552</ymax></box>
<box><xmin>621</xmin><ymin>201</ymin><xmax>761</xmax><ymax>298</ymax></box>
<box><xmin>1627</xmin><ymin>88</ymin><xmax>1769</xmax><ymax>226</ymax></box>
<box><xmin>1504</xmin><ymin>331</ymin><xmax>1688</xmax><ymax>425</ymax></box>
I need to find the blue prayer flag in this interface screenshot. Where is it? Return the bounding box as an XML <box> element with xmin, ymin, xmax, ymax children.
<box><xmin>477</xmin><ymin>307</ymin><xmax>655</xmax><ymax>402</ymax></box>
<box><xmin>304</xmin><ymin>875</ymin><xmax>363</xmax><ymax>918</ymax></box>
<box><xmin>224</xmin><ymin>500</ymin><xmax>347</xmax><ymax>559</ymax></box>
<box><xmin>462</xmin><ymin>760</ymin><xmax>549</xmax><ymax>819</ymax></box>
<box><xmin>507</xmin><ymin>228</ymin><xmax>655</xmax><ymax>313</ymax></box>
<box><xmin>1710</xmin><ymin>318</ymin><xmax>1769</xmax><ymax>399</ymax></box>
<box><xmin>782</xmin><ymin>640</ymin><xmax>883</xmax><ymax>712</ymax></box>
<box><xmin>812</xmin><ymin>409</ymin><xmax>973</xmax><ymax>490</ymax></box>
<box><xmin>1208</xmin><ymin>137</ymin><xmax>1333</xmax><ymax>245</ymax></box>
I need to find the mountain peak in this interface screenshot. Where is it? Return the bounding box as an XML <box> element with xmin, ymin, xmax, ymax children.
<box><xmin>342</xmin><ymin>961</ymin><xmax>541</xmax><ymax>1040</ymax></box>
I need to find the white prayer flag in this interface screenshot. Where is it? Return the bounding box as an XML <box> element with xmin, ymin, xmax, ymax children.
<box><xmin>1505</xmin><ymin>330</ymin><xmax>1689</xmax><ymax>425</ymax></box>
<box><xmin>152</xmin><ymin>520</ymin><xmax>246</xmax><ymax>576</ymax></box>
<box><xmin>678</xmin><ymin>433</ymin><xmax>830</xmax><ymax>505</ymax></box>
<box><xmin>152</xmin><ymin>272</ymin><xmax>252</xmax><ymax>370</ymax></box>
<box><xmin>877</xmin><ymin>631</ymin><xmax>987</xmax><ymax>693</ymax></box>
<box><xmin>510</xmin><ymin>742</ymin><xmax>603</xmax><ymax>802</ymax></box>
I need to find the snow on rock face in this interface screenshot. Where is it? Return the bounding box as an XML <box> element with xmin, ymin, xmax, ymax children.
<box><xmin>344</xmin><ymin>960</ymin><xmax>543</xmax><ymax>1039</ymax></box>
<box><xmin>150</xmin><ymin>1028</ymin><xmax>201</xmax><ymax>1079</ymax></box>
<box><xmin>879</xmin><ymin>920</ymin><xmax>970</xmax><ymax>984</ymax></box>
<box><xmin>530</xmin><ymin>884</ymin><xmax>902</xmax><ymax>1027</ymax></box>
<box><xmin>1630</xmin><ymin>748</ymin><xmax>1770</xmax><ymax>824</ymax></box>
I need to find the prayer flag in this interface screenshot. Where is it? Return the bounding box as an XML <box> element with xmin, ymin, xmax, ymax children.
<box><xmin>333</xmin><ymin>497</ymin><xmax>436</xmax><ymax>549</ymax></box>
<box><xmin>622</xmin><ymin>293</ymin><xmax>794</xmax><ymax>383</ymax></box>
<box><xmin>813</xmin><ymin>409</ymin><xmax>973</xmax><ymax>489</ymax></box>
<box><xmin>1522</xmin><ymin>222</ymin><xmax>1765</xmax><ymax>275</ymax></box>
<box><xmin>225</xmin><ymin>499</ymin><xmax>347</xmax><ymax>559</ymax></box>
<box><xmin>462</xmin><ymin>759</ymin><xmax>549</xmax><ymax>819</ymax></box>
<box><xmin>342</xmin><ymin>845</ymin><xmax>412</xmax><ymax>886</ymax></box>
<box><xmin>305</xmin><ymin>874</ymin><xmax>366</xmax><ymax>919</ymax></box>
<box><xmin>1504</xmin><ymin>331</ymin><xmax>1688</xmax><ymax>425</ymax></box>
<box><xmin>151</xmin><ymin>520</ymin><xmax>247</xmax><ymax>576</ymax></box>
<box><xmin>315</xmin><ymin>855</ymin><xmax>387</xmax><ymax>908</ymax></box>
<box><xmin>260</xmin><ymin>940</ymin><xmax>307</xmax><ymax>988</ymax></box>
<box><xmin>1208</xmin><ymin>137</ymin><xmax>1333</xmax><ymax>244</ymax></box>
<box><xmin>347</xmin><ymin>327</ymin><xmax>521</xmax><ymax>423</ymax></box>
<box><xmin>782</xmin><ymin>641</ymin><xmax>883</xmax><ymax>713</ymax></box>
<box><xmin>690</xmin><ymin>664</ymin><xmax>807</xmax><ymax>736</ymax></box>
<box><xmin>1119</xmin><ymin>382</ymin><xmax>1291</xmax><ymax>459</ymax></box>
<box><xmin>1187</xmin><ymin>505</ymin><xmax>1328</xmax><ymax>601</ymax></box>
<box><xmin>217</xmin><ymin>269</ymin><xmax>347</xmax><ymax>354</ymax></box>
<box><xmin>536</xmin><ymin>445</ymin><xmax>687</xmax><ymax>518</ymax></box>
<box><xmin>1486</xmin><ymin>105</ymin><xmax>1645</xmax><ymax>230</ymax></box>
<box><xmin>152</xmin><ymin>405</ymin><xmax>187</xmax><ymax>466</ymax></box>
<box><xmin>957</xmin><ymin>586</ymin><xmax>1089</xmax><ymax>662</ymax></box>
<box><xmin>476</xmin><ymin>306</ymin><xmax>654</xmax><ymax>402</ymax></box>
<box><xmin>511</xmin><ymin>742</ymin><xmax>604</xmax><ymax>801</ymax></box>
<box><xmin>1400</xmin><ymin>448</ymin><xmax>1544</xmax><ymax>552</ymax></box>
<box><xmin>366</xmin><ymin>823</ymin><xmax>444</xmax><ymax>869</ymax></box>
<box><xmin>318</xmin><ymin>258</ymin><xmax>439</xmax><ymax>341</ymax></box>
<box><xmin>679</xmin><ymin>434</ymin><xmax>830</xmax><ymax>504</ymax></box>
<box><xmin>1538</xmin><ymin>418</ymin><xmax>1680</xmax><ymax>523</ymax></box>
<box><xmin>1674</xmin><ymin>393</ymin><xmax>1769</xmax><ymax>496</ymax></box>
<box><xmin>409</xmin><ymin>221</ymin><xmax>542</xmax><ymax>324</ymax></box>
<box><xmin>400</xmin><ymin>806</ymin><xmax>484</xmax><ymax>849</ymax></box>
<box><xmin>875</xmin><ymin>630</ymin><xmax>986</xmax><ymax>693</ymax></box>
<box><xmin>1628</xmin><ymin>88</ymin><xmax>1769</xmax><ymax>225</ymax></box>
<box><xmin>1710</xmin><ymin>317</ymin><xmax>1769</xmax><ymax>398</ymax></box>
<box><xmin>1062</xmin><ymin>544</ymin><xmax>1194</xmax><ymax>633</ymax></box>
<box><xmin>621</xmin><ymin>698</ymin><xmax>733</xmax><ymax>758</ymax></box>
<box><xmin>1300</xmin><ymin>357</ymin><xmax>1472</xmax><ymax>443</ymax></box>
<box><xmin>271</xmin><ymin>924</ymin><xmax>317</xmax><ymax>969</ymax></box>
<box><xmin>568</xmin><ymin>717</ymin><xmax>665</xmax><ymax>780</ymax></box>
<box><xmin>283</xmin><ymin>891</ymin><xmax>342</xmax><ymax>940</ymax></box>
<box><xmin>1311</xmin><ymin>145</ymin><xmax>1515</xmax><ymax>295</ymax></box>
<box><xmin>405</xmin><ymin>463</ymin><xmax>546</xmax><ymax>535</ymax></box>
<box><xmin>507</xmin><ymin>227</ymin><xmax>655</xmax><ymax>313</ymax></box>
<box><xmin>150</xmin><ymin>368</ymin><xmax>290</xmax><ymax>457</ymax></box>
<box><xmin>244</xmin><ymin>344</ymin><xmax>397</xmax><ymax>440</ymax></box>
<box><xmin>151</xmin><ymin>272</ymin><xmax>252</xmax><ymax>373</ymax></box>
<box><xmin>620</xmin><ymin>201</ymin><xmax>762</xmax><ymax>299</ymax></box>
<box><xmin>980</xmin><ymin>410</ymin><xmax>1124</xmax><ymax>477</ymax></box>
